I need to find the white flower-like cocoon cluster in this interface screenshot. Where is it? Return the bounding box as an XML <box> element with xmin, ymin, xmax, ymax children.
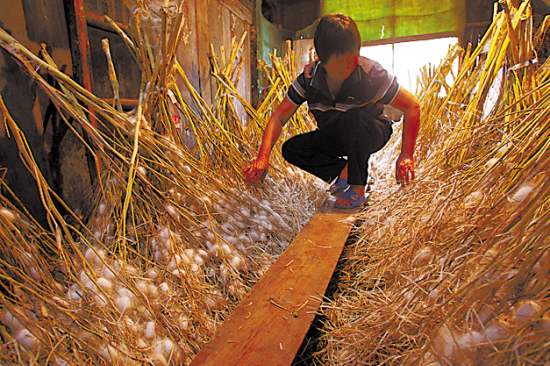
<box><xmin>96</xmin><ymin>277</ymin><xmax>113</xmax><ymax>291</ymax></box>
<box><xmin>514</xmin><ymin>300</ymin><xmax>542</xmax><ymax>323</ymax></box>
<box><xmin>102</xmin><ymin>266</ymin><xmax>116</xmax><ymax>281</ymax></box>
<box><xmin>116</xmin><ymin>295</ymin><xmax>134</xmax><ymax>313</ymax></box>
<box><xmin>1</xmin><ymin>308</ymin><xmax>23</xmax><ymax>331</ymax></box>
<box><xmin>155</xmin><ymin>338</ymin><xmax>174</xmax><ymax>359</ymax></box>
<box><xmin>0</xmin><ymin>207</ymin><xmax>19</xmax><ymax>223</ymax></box>
<box><xmin>413</xmin><ymin>246</ymin><xmax>434</xmax><ymax>266</ymax></box>
<box><xmin>145</xmin><ymin>321</ymin><xmax>156</xmax><ymax>340</ymax></box>
<box><xmin>508</xmin><ymin>182</ymin><xmax>534</xmax><ymax>205</ymax></box>
<box><xmin>98</xmin><ymin>202</ymin><xmax>107</xmax><ymax>215</ymax></box>
<box><xmin>15</xmin><ymin>328</ymin><xmax>37</xmax><ymax>350</ymax></box>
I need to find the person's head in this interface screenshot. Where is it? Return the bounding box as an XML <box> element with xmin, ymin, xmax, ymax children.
<box><xmin>314</xmin><ymin>13</ymin><xmax>361</xmax><ymax>65</ymax></box>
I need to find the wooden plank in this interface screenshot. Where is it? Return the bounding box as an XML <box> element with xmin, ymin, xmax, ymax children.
<box><xmin>195</xmin><ymin>0</ymin><xmax>212</xmax><ymax>105</ymax></box>
<box><xmin>190</xmin><ymin>212</ymin><xmax>356</xmax><ymax>366</ymax></box>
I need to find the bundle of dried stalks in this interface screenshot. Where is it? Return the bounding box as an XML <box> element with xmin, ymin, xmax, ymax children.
<box><xmin>0</xmin><ymin>1</ymin><xmax>322</xmax><ymax>364</ymax></box>
<box><xmin>318</xmin><ymin>1</ymin><xmax>550</xmax><ymax>365</ymax></box>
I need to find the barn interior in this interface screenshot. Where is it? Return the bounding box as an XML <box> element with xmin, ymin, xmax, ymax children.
<box><xmin>1</xmin><ymin>0</ymin><xmax>550</xmax><ymax>365</ymax></box>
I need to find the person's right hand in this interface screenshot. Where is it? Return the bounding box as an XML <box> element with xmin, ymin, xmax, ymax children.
<box><xmin>243</xmin><ymin>156</ymin><xmax>269</xmax><ymax>184</ymax></box>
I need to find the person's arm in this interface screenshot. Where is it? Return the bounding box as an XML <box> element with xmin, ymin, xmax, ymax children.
<box><xmin>389</xmin><ymin>87</ymin><xmax>420</xmax><ymax>185</ymax></box>
<box><xmin>243</xmin><ymin>96</ymin><xmax>300</xmax><ymax>184</ymax></box>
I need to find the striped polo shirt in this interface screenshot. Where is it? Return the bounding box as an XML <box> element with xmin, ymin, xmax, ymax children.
<box><xmin>287</xmin><ymin>56</ymin><xmax>400</xmax><ymax>129</ymax></box>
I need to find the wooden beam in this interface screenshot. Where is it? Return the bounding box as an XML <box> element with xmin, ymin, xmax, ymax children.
<box><xmin>190</xmin><ymin>212</ymin><xmax>356</xmax><ymax>366</ymax></box>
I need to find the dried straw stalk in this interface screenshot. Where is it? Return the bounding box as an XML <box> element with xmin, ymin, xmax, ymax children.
<box><xmin>317</xmin><ymin>1</ymin><xmax>550</xmax><ymax>365</ymax></box>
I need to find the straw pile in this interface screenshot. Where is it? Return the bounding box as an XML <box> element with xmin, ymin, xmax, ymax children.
<box><xmin>317</xmin><ymin>1</ymin><xmax>550</xmax><ymax>365</ymax></box>
<box><xmin>0</xmin><ymin>1</ymin><xmax>322</xmax><ymax>365</ymax></box>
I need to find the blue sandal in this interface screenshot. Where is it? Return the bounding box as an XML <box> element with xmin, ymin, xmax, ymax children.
<box><xmin>334</xmin><ymin>189</ymin><xmax>367</xmax><ymax>209</ymax></box>
<box><xmin>328</xmin><ymin>177</ymin><xmax>349</xmax><ymax>195</ymax></box>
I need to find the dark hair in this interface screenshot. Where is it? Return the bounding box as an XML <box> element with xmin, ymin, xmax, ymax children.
<box><xmin>314</xmin><ymin>13</ymin><xmax>361</xmax><ymax>64</ymax></box>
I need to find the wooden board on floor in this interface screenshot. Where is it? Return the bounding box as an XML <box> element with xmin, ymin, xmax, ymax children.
<box><xmin>190</xmin><ymin>212</ymin><xmax>356</xmax><ymax>366</ymax></box>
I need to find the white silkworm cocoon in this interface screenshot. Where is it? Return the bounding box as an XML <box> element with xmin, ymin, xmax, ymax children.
<box><xmin>225</xmin><ymin>236</ymin><xmax>238</xmax><ymax>246</ymax></box>
<box><xmin>80</xmin><ymin>271</ymin><xmax>91</xmax><ymax>284</ymax></box>
<box><xmin>221</xmin><ymin>244</ymin><xmax>232</xmax><ymax>256</ymax></box>
<box><xmin>137</xmin><ymin>165</ymin><xmax>147</xmax><ymax>178</ymax></box>
<box><xmin>428</xmin><ymin>288</ymin><xmax>438</xmax><ymax>299</ymax></box>
<box><xmin>197</xmin><ymin>249</ymin><xmax>208</xmax><ymax>258</ymax></box>
<box><xmin>136</xmin><ymin>281</ymin><xmax>149</xmax><ymax>295</ymax></box>
<box><xmin>155</xmin><ymin>338</ymin><xmax>174</xmax><ymax>359</ymax></box>
<box><xmin>145</xmin><ymin>321</ymin><xmax>155</xmax><ymax>340</ymax></box>
<box><xmin>539</xmin><ymin>314</ymin><xmax>550</xmax><ymax>331</ymax></box>
<box><xmin>68</xmin><ymin>287</ymin><xmax>83</xmax><ymax>301</ymax></box>
<box><xmin>100</xmin><ymin>344</ymin><xmax>124</xmax><ymax>363</ymax></box>
<box><xmin>221</xmin><ymin>223</ymin><xmax>234</xmax><ymax>234</ymax></box>
<box><xmin>194</xmin><ymin>255</ymin><xmax>204</xmax><ymax>266</ymax></box>
<box><xmin>159</xmin><ymin>282</ymin><xmax>170</xmax><ymax>293</ymax></box>
<box><xmin>183</xmin><ymin>165</ymin><xmax>192</xmax><ymax>174</ymax></box>
<box><xmin>413</xmin><ymin>246</ymin><xmax>434</xmax><ymax>266</ymax></box>
<box><xmin>239</xmin><ymin>206</ymin><xmax>250</xmax><ymax>217</ymax></box>
<box><xmin>94</xmin><ymin>230</ymin><xmax>101</xmax><ymax>239</ymax></box>
<box><xmin>118</xmin><ymin>287</ymin><xmax>131</xmax><ymax>298</ymax></box>
<box><xmin>98</xmin><ymin>202</ymin><xmax>106</xmax><ymax>215</ymax></box>
<box><xmin>259</xmin><ymin>233</ymin><xmax>267</xmax><ymax>242</ymax></box>
<box><xmin>0</xmin><ymin>208</ymin><xmax>18</xmax><ymax>222</ymax></box>
<box><xmin>231</xmin><ymin>255</ymin><xmax>243</xmax><ymax>270</ymax></box>
<box><xmin>191</xmin><ymin>264</ymin><xmax>200</xmax><ymax>272</ymax></box>
<box><xmin>15</xmin><ymin>328</ymin><xmax>37</xmax><ymax>349</ymax></box>
<box><xmin>403</xmin><ymin>291</ymin><xmax>414</xmax><ymax>302</ymax></box>
<box><xmin>484</xmin><ymin>157</ymin><xmax>499</xmax><ymax>169</ymax></box>
<box><xmin>167</xmin><ymin>259</ymin><xmax>177</xmax><ymax>271</ymax></box>
<box><xmin>166</xmin><ymin>205</ymin><xmax>179</xmax><ymax>218</ymax></box>
<box><xmin>103</xmin><ymin>266</ymin><xmax>116</xmax><ymax>281</ymax></box>
<box><xmin>52</xmin><ymin>296</ymin><xmax>69</xmax><ymax>308</ymax></box>
<box><xmin>116</xmin><ymin>296</ymin><xmax>134</xmax><ymax>312</ymax></box>
<box><xmin>219</xmin><ymin>264</ymin><xmax>228</xmax><ymax>281</ymax></box>
<box><xmin>238</xmin><ymin>234</ymin><xmax>252</xmax><ymax>244</ymax></box>
<box><xmin>508</xmin><ymin>183</ymin><xmax>534</xmax><ymax>204</ymax></box>
<box><xmin>159</xmin><ymin>227</ymin><xmax>170</xmax><ymax>241</ymax></box>
<box><xmin>249</xmin><ymin>230</ymin><xmax>260</xmax><ymax>242</ymax></box>
<box><xmin>147</xmin><ymin>269</ymin><xmax>159</xmax><ymax>279</ymax></box>
<box><xmin>173</xmin><ymin>269</ymin><xmax>185</xmax><ymax>277</ymax></box>
<box><xmin>481</xmin><ymin>321</ymin><xmax>510</xmax><ymax>343</ymax></box>
<box><xmin>457</xmin><ymin>330</ymin><xmax>483</xmax><ymax>350</ymax></box>
<box><xmin>96</xmin><ymin>277</ymin><xmax>113</xmax><ymax>291</ymax></box>
<box><xmin>151</xmin><ymin>238</ymin><xmax>158</xmax><ymax>249</ymax></box>
<box><xmin>184</xmin><ymin>248</ymin><xmax>194</xmax><ymax>258</ymax></box>
<box><xmin>201</xmin><ymin>196</ymin><xmax>212</xmax><ymax>206</ymax></box>
<box><xmin>148</xmin><ymin>284</ymin><xmax>159</xmax><ymax>298</ymax></box>
<box><xmin>153</xmin><ymin>250</ymin><xmax>163</xmax><ymax>261</ymax></box>
<box><xmin>432</xmin><ymin>324</ymin><xmax>457</xmax><ymax>360</ymax></box>
<box><xmin>514</xmin><ymin>300</ymin><xmax>542</xmax><ymax>322</ymax></box>
<box><xmin>206</xmin><ymin>230</ymin><xmax>216</xmax><ymax>241</ymax></box>
<box><xmin>29</xmin><ymin>267</ymin><xmax>41</xmax><ymax>281</ymax></box>
<box><xmin>179</xmin><ymin>315</ymin><xmax>189</xmax><ymax>330</ymax></box>
<box><xmin>1</xmin><ymin>309</ymin><xmax>22</xmax><ymax>331</ymax></box>
<box><xmin>237</xmin><ymin>243</ymin><xmax>245</xmax><ymax>251</ymax></box>
<box><xmin>85</xmin><ymin>281</ymin><xmax>97</xmax><ymax>292</ymax></box>
<box><xmin>209</xmin><ymin>244</ymin><xmax>220</xmax><ymax>256</ymax></box>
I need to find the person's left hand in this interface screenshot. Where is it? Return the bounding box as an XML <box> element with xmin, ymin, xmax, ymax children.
<box><xmin>396</xmin><ymin>152</ymin><xmax>415</xmax><ymax>185</ymax></box>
